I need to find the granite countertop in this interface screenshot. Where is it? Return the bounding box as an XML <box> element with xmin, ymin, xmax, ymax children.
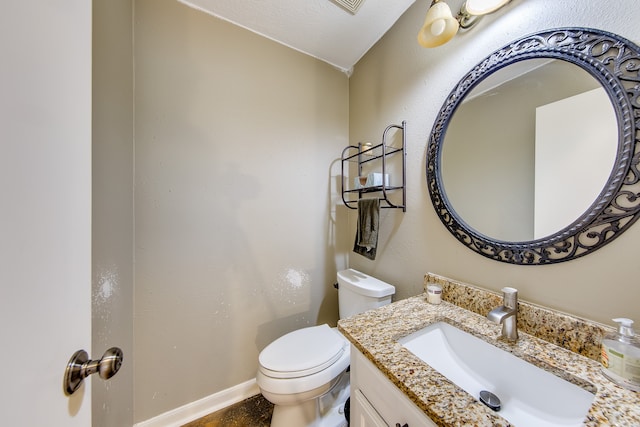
<box><xmin>338</xmin><ymin>286</ymin><xmax>640</xmax><ymax>426</ymax></box>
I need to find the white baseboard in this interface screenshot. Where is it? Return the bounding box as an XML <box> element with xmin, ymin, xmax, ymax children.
<box><xmin>134</xmin><ymin>378</ymin><xmax>260</xmax><ymax>427</ymax></box>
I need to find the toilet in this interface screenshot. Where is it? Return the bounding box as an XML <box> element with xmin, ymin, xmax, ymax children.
<box><xmin>257</xmin><ymin>268</ymin><xmax>395</xmax><ymax>427</ymax></box>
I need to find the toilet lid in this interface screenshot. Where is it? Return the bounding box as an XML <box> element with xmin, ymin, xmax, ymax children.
<box><xmin>259</xmin><ymin>324</ymin><xmax>346</xmax><ymax>379</ymax></box>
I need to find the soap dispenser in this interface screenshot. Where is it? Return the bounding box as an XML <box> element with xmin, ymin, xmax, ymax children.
<box><xmin>600</xmin><ymin>318</ymin><xmax>640</xmax><ymax>392</ymax></box>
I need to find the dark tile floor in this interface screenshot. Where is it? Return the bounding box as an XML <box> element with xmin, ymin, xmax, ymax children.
<box><xmin>182</xmin><ymin>394</ymin><xmax>274</xmax><ymax>427</ymax></box>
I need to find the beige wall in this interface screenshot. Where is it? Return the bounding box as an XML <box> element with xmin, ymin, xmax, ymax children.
<box><xmin>133</xmin><ymin>0</ymin><xmax>349</xmax><ymax>421</ymax></box>
<box><xmin>92</xmin><ymin>0</ymin><xmax>134</xmax><ymax>425</ymax></box>
<box><xmin>349</xmin><ymin>0</ymin><xmax>640</xmax><ymax>324</ymax></box>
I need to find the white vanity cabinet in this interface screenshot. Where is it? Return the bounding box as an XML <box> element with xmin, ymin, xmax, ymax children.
<box><xmin>350</xmin><ymin>345</ymin><xmax>437</xmax><ymax>427</ymax></box>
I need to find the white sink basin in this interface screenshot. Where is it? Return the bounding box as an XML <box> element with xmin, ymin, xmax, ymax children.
<box><xmin>398</xmin><ymin>321</ymin><xmax>595</xmax><ymax>427</ymax></box>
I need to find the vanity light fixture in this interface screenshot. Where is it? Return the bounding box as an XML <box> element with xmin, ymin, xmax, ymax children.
<box><xmin>417</xmin><ymin>0</ymin><xmax>511</xmax><ymax>48</ymax></box>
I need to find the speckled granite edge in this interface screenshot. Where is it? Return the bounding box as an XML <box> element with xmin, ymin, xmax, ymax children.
<box><xmin>338</xmin><ymin>275</ymin><xmax>640</xmax><ymax>426</ymax></box>
<box><xmin>424</xmin><ymin>272</ymin><xmax>612</xmax><ymax>361</ymax></box>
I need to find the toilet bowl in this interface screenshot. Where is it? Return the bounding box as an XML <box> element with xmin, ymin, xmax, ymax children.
<box><xmin>257</xmin><ymin>325</ymin><xmax>351</xmax><ymax>427</ymax></box>
<box><xmin>257</xmin><ymin>269</ymin><xmax>395</xmax><ymax>427</ymax></box>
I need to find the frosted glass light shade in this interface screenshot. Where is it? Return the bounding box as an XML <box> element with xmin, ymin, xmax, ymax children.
<box><xmin>417</xmin><ymin>2</ymin><xmax>460</xmax><ymax>48</ymax></box>
<box><xmin>465</xmin><ymin>0</ymin><xmax>510</xmax><ymax>15</ymax></box>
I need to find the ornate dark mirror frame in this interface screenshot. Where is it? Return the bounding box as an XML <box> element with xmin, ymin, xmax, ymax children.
<box><xmin>427</xmin><ymin>27</ymin><xmax>640</xmax><ymax>265</ymax></box>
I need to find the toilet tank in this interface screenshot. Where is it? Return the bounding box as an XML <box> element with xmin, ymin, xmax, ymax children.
<box><xmin>337</xmin><ymin>269</ymin><xmax>395</xmax><ymax>319</ymax></box>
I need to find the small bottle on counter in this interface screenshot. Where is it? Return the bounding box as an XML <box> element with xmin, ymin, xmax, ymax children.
<box><xmin>426</xmin><ymin>284</ymin><xmax>442</xmax><ymax>305</ymax></box>
<box><xmin>600</xmin><ymin>318</ymin><xmax>640</xmax><ymax>392</ymax></box>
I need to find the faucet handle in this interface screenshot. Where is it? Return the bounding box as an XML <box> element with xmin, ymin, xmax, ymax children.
<box><xmin>501</xmin><ymin>287</ymin><xmax>518</xmax><ymax>309</ymax></box>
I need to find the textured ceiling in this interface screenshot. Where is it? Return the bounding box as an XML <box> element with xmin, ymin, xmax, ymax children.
<box><xmin>178</xmin><ymin>0</ymin><xmax>417</xmax><ymax>74</ymax></box>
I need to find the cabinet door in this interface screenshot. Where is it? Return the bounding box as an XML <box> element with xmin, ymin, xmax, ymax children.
<box><xmin>352</xmin><ymin>390</ymin><xmax>389</xmax><ymax>427</ymax></box>
<box><xmin>350</xmin><ymin>345</ymin><xmax>437</xmax><ymax>427</ymax></box>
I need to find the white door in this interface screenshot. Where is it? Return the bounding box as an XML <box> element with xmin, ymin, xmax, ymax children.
<box><xmin>1</xmin><ymin>1</ymin><xmax>92</xmax><ymax>425</ymax></box>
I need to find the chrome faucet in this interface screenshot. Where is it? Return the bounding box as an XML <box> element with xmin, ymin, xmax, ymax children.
<box><xmin>487</xmin><ymin>287</ymin><xmax>518</xmax><ymax>341</ymax></box>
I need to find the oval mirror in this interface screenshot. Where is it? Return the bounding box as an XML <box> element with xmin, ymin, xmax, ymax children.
<box><xmin>427</xmin><ymin>28</ymin><xmax>640</xmax><ymax>264</ymax></box>
<box><xmin>442</xmin><ymin>59</ymin><xmax>618</xmax><ymax>242</ymax></box>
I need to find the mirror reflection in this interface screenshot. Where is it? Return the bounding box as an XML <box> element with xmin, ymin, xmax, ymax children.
<box><xmin>441</xmin><ymin>59</ymin><xmax>618</xmax><ymax>242</ymax></box>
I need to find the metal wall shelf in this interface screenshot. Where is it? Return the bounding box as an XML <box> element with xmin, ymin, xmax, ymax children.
<box><xmin>341</xmin><ymin>121</ymin><xmax>406</xmax><ymax>212</ymax></box>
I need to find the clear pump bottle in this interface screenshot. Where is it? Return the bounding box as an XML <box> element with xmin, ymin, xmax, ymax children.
<box><xmin>600</xmin><ymin>318</ymin><xmax>640</xmax><ymax>392</ymax></box>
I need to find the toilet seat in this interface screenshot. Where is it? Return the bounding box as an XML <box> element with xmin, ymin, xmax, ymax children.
<box><xmin>259</xmin><ymin>325</ymin><xmax>346</xmax><ymax>379</ymax></box>
<box><xmin>256</xmin><ymin>327</ymin><xmax>351</xmax><ymax>398</ymax></box>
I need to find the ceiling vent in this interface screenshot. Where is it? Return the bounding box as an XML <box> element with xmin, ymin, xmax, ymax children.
<box><xmin>331</xmin><ymin>0</ymin><xmax>365</xmax><ymax>14</ymax></box>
